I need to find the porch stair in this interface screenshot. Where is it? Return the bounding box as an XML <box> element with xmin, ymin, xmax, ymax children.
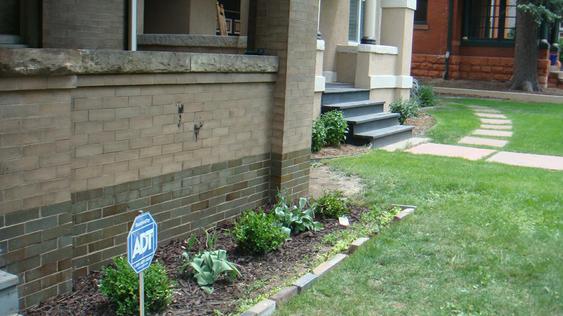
<box><xmin>322</xmin><ymin>83</ymin><xmax>413</xmax><ymax>148</ymax></box>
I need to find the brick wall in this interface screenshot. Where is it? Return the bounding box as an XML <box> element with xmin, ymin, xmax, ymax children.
<box><xmin>0</xmin><ymin>72</ymin><xmax>279</xmax><ymax>309</ymax></box>
<box><xmin>42</xmin><ymin>0</ymin><xmax>126</xmax><ymax>49</ymax></box>
<box><xmin>255</xmin><ymin>0</ymin><xmax>318</xmax><ymax>200</ymax></box>
<box><xmin>412</xmin><ymin>53</ymin><xmax>551</xmax><ymax>84</ymax></box>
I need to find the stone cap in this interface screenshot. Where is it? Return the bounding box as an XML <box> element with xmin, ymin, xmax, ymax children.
<box><xmin>0</xmin><ymin>48</ymin><xmax>279</xmax><ymax>77</ymax></box>
<box><xmin>0</xmin><ymin>270</ymin><xmax>18</xmax><ymax>291</ymax></box>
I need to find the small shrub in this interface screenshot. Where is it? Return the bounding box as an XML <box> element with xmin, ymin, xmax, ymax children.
<box><xmin>311</xmin><ymin>118</ymin><xmax>327</xmax><ymax>152</ymax></box>
<box><xmin>321</xmin><ymin>111</ymin><xmax>348</xmax><ymax>146</ymax></box>
<box><xmin>180</xmin><ymin>249</ymin><xmax>240</xmax><ymax>294</ymax></box>
<box><xmin>100</xmin><ymin>257</ymin><xmax>173</xmax><ymax>316</ymax></box>
<box><xmin>273</xmin><ymin>195</ymin><xmax>323</xmax><ymax>234</ymax></box>
<box><xmin>390</xmin><ymin>99</ymin><xmax>420</xmax><ymax>124</ymax></box>
<box><xmin>232</xmin><ymin>210</ymin><xmax>288</xmax><ymax>255</ymax></box>
<box><xmin>416</xmin><ymin>85</ymin><xmax>436</xmax><ymax>107</ymax></box>
<box><xmin>316</xmin><ymin>191</ymin><xmax>349</xmax><ymax>219</ymax></box>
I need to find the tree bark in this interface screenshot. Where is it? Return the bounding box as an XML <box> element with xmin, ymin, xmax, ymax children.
<box><xmin>510</xmin><ymin>0</ymin><xmax>540</xmax><ymax>91</ymax></box>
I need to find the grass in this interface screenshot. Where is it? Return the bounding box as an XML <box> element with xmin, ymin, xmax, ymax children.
<box><xmin>276</xmin><ymin>151</ymin><xmax>562</xmax><ymax>316</ymax></box>
<box><xmin>426</xmin><ymin>98</ymin><xmax>563</xmax><ymax>156</ymax></box>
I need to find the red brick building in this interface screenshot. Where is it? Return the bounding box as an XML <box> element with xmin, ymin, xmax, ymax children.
<box><xmin>411</xmin><ymin>0</ymin><xmax>559</xmax><ymax>87</ymax></box>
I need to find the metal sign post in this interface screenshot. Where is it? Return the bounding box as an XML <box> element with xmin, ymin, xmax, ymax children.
<box><xmin>127</xmin><ymin>211</ymin><xmax>158</xmax><ymax>316</ymax></box>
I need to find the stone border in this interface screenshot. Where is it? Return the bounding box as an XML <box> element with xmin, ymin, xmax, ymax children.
<box><xmin>241</xmin><ymin>208</ymin><xmax>415</xmax><ymax>315</ymax></box>
<box><xmin>0</xmin><ymin>48</ymin><xmax>279</xmax><ymax>77</ymax></box>
<box><xmin>435</xmin><ymin>87</ymin><xmax>563</xmax><ymax>105</ymax></box>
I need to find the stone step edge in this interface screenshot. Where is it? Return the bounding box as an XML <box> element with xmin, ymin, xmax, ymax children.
<box><xmin>240</xmin><ymin>237</ymin><xmax>370</xmax><ymax>316</ymax></box>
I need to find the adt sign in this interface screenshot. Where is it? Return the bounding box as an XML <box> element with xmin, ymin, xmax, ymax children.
<box><xmin>127</xmin><ymin>212</ymin><xmax>158</xmax><ymax>274</ymax></box>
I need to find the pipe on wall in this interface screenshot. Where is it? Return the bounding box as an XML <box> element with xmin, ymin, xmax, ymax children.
<box><xmin>444</xmin><ymin>0</ymin><xmax>454</xmax><ymax>79</ymax></box>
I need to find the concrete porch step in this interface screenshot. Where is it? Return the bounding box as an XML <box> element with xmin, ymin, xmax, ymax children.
<box><xmin>321</xmin><ymin>86</ymin><xmax>370</xmax><ymax>106</ymax></box>
<box><xmin>0</xmin><ymin>44</ymin><xmax>28</xmax><ymax>48</ymax></box>
<box><xmin>323</xmin><ymin>100</ymin><xmax>384</xmax><ymax>117</ymax></box>
<box><xmin>347</xmin><ymin>112</ymin><xmax>401</xmax><ymax>133</ymax></box>
<box><xmin>355</xmin><ymin>125</ymin><xmax>414</xmax><ymax>148</ymax></box>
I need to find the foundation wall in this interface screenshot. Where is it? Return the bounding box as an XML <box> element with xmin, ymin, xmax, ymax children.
<box><xmin>0</xmin><ymin>51</ymin><xmax>285</xmax><ymax>310</ymax></box>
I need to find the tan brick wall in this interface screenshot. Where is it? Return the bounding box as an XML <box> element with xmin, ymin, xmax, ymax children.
<box><xmin>0</xmin><ymin>72</ymin><xmax>276</xmax><ymax>309</ymax></box>
<box><xmin>0</xmin><ymin>89</ymin><xmax>72</xmax><ymax>213</ymax></box>
<box><xmin>256</xmin><ymin>0</ymin><xmax>317</xmax><ymax>198</ymax></box>
<box><xmin>70</xmin><ymin>80</ymin><xmax>274</xmax><ymax>192</ymax></box>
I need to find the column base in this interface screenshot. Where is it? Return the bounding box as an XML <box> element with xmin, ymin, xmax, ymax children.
<box><xmin>361</xmin><ymin>37</ymin><xmax>377</xmax><ymax>45</ymax></box>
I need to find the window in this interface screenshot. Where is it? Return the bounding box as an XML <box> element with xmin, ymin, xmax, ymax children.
<box><xmin>415</xmin><ymin>0</ymin><xmax>428</xmax><ymax>25</ymax></box>
<box><xmin>463</xmin><ymin>0</ymin><xmax>517</xmax><ymax>42</ymax></box>
<box><xmin>348</xmin><ymin>0</ymin><xmax>365</xmax><ymax>43</ymax></box>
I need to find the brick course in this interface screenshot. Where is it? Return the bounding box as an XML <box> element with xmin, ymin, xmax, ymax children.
<box><xmin>412</xmin><ymin>53</ymin><xmax>551</xmax><ymax>84</ymax></box>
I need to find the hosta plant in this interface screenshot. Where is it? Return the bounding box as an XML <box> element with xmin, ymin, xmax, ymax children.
<box><xmin>273</xmin><ymin>195</ymin><xmax>323</xmax><ymax>235</ymax></box>
<box><xmin>181</xmin><ymin>249</ymin><xmax>240</xmax><ymax>294</ymax></box>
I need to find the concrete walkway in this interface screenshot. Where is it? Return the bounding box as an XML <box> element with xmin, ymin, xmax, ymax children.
<box><xmin>405</xmin><ymin>104</ymin><xmax>563</xmax><ymax>171</ymax></box>
<box><xmin>406</xmin><ymin>142</ymin><xmax>563</xmax><ymax>171</ymax></box>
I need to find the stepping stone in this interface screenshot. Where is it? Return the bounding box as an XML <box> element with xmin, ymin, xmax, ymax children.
<box><xmin>481</xmin><ymin>124</ymin><xmax>512</xmax><ymax>130</ymax></box>
<box><xmin>459</xmin><ymin>136</ymin><xmax>508</xmax><ymax>148</ymax></box>
<box><xmin>475</xmin><ymin>113</ymin><xmax>507</xmax><ymax>119</ymax></box>
<box><xmin>406</xmin><ymin>143</ymin><xmax>496</xmax><ymax>161</ymax></box>
<box><xmin>468</xmin><ymin>105</ymin><xmax>491</xmax><ymax>109</ymax></box>
<box><xmin>473</xmin><ymin>129</ymin><xmax>513</xmax><ymax>137</ymax></box>
<box><xmin>480</xmin><ymin>118</ymin><xmax>512</xmax><ymax>125</ymax></box>
<box><xmin>487</xmin><ymin>152</ymin><xmax>563</xmax><ymax>171</ymax></box>
<box><xmin>472</xmin><ymin>108</ymin><xmax>501</xmax><ymax>113</ymax></box>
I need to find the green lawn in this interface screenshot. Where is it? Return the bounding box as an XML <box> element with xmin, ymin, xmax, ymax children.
<box><xmin>427</xmin><ymin>98</ymin><xmax>563</xmax><ymax>156</ymax></box>
<box><xmin>277</xmin><ymin>151</ymin><xmax>562</xmax><ymax>316</ymax></box>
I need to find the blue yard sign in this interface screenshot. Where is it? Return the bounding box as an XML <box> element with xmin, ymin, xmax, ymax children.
<box><xmin>127</xmin><ymin>212</ymin><xmax>158</xmax><ymax>274</ymax></box>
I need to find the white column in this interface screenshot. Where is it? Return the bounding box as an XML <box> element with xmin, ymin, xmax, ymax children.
<box><xmin>129</xmin><ymin>0</ymin><xmax>138</xmax><ymax>51</ymax></box>
<box><xmin>362</xmin><ymin>0</ymin><xmax>377</xmax><ymax>44</ymax></box>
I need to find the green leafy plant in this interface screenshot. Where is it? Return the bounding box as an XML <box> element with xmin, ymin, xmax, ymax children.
<box><xmin>273</xmin><ymin>195</ymin><xmax>323</xmax><ymax>234</ymax></box>
<box><xmin>99</xmin><ymin>257</ymin><xmax>173</xmax><ymax>316</ymax></box>
<box><xmin>316</xmin><ymin>191</ymin><xmax>349</xmax><ymax>219</ymax></box>
<box><xmin>321</xmin><ymin>110</ymin><xmax>348</xmax><ymax>146</ymax></box>
<box><xmin>312</xmin><ymin>118</ymin><xmax>327</xmax><ymax>152</ymax></box>
<box><xmin>181</xmin><ymin>249</ymin><xmax>240</xmax><ymax>294</ymax></box>
<box><xmin>415</xmin><ymin>85</ymin><xmax>436</xmax><ymax>107</ymax></box>
<box><xmin>232</xmin><ymin>210</ymin><xmax>288</xmax><ymax>255</ymax></box>
<box><xmin>390</xmin><ymin>99</ymin><xmax>420</xmax><ymax>124</ymax></box>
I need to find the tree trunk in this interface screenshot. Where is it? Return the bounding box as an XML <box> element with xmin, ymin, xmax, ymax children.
<box><xmin>510</xmin><ymin>1</ymin><xmax>540</xmax><ymax>91</ymax></box>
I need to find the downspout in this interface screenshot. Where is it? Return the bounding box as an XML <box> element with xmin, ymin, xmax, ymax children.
<box><xmin>129</xmin><ymin>0</ymin><xmax>138</xmax><ymax>51</ymax></box>
<box><xmin>444</xmin><ymin>0</ymin><xmax>454</xmax><ymax>79</ymax></box>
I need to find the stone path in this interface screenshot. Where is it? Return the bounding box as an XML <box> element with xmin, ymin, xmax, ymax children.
<box><xmin>404</xmin><ymin>104</ymin><xmax>563</xmax><ymax>171</ymax></box>
<box><xmin>407</xmin><ymin>143</ymin><xmax>496</xmax><ymax>161</ymax></box>
<box><xmin>487</xmin><ymin>152</ymin><xmax>563</xmax><ymax>171</ymax></box>
<box><xmin>459</xmin><ymin>105</ymin><xmax>513</xmax><ymax>148</ymax></box>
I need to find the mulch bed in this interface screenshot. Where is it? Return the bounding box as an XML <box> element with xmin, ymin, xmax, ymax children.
<box><xmin>312</xmin><ymin>144</ymin><xmax>371</xmax><ymax>160</ymax></box>
<box><xmin>405</xmin><ymin>111</ymin><xmax>436</xmax><ymax>137</ymax></box>
<box><xmin>25</xmin><ymin>206</ymin><xmax>367</xmax><ymax>316</ymax></box>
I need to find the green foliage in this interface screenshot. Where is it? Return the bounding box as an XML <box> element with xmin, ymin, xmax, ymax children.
<box><xmin>311</xmin><ymin>118</ymin><xmax>327</xmax><ymax>152</ymax></box>
<box><xmin>390</xmin><ymin>99</ymin><xmax>420</xmax><ymax>124</ymax></box>
<box><xmin>321</xmin><ymin>111</ymin><xmax>348</xmax><ymax>146</ymax></box>
<box><xmin>273</xmin><ymin>195</ymin><xmax>323</xmax><ymax>234</ymax></box>
<box><xmin>518</xmin><ymin>1</ymin><xmax>562</xmax><ymax>25</ymax></box>
<box><xmin>99</xmin><ymin>257</ymin><xmax>173</xmax><ymax>316</ymax></box>
<box><xmin>181</xmin><ymin>249</ymin><xmax>240</xmax><ymax>294</ymax></box>
<box><xmin>232</xmin><ymin>210</ymin><xmax>288</xmax><ymax>255</ymax></box>
<box><xmin>315</xmin><ymin>191</ymin><xmax>349</xmax><ymax>219</ymax></box>
<box><xmin>322</xmin><ymin>205</ymin><xmax>400</xmax><ymax>255</ymax></box>
<box><xmin>414</xmin><ymin>85</ymin><xmax>436</xmax><ymax>107</ymax></box>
